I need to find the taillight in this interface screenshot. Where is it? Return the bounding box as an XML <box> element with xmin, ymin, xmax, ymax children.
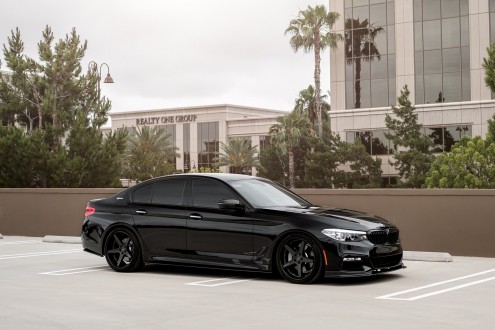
<box><xmin>85</xmin><ymin>206</ymin><xmax>96</xmax><ymax>217</ymax></box>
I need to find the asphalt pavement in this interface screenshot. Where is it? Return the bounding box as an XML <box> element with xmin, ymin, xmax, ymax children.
<box><xmin>1</xmin><ymin>236</ymin><xmax>494</xmax><ymax>329</ymax></box>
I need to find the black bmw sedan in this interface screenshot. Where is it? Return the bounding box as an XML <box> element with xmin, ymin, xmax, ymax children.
<box><xmin>82</xmin><ymin>173</ymin><xmax>404</xmax><ymax>284</ymax></box>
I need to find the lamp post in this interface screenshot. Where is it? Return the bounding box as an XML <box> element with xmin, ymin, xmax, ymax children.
<box><xmin>88</xmin><ymin>61</ymin><xmax>114</xmax><ymax>100</ymax></box>
<box><xmin>88</xmin><ymin>62</ymin><xmax>114</xmax><ymax>125</ymax></box>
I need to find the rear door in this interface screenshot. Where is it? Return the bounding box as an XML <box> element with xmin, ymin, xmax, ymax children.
<box><xmin>186</xmin><ymin>178</ymin><xmax>254</xmax><ymax>268</ymax></box>
<box><xmin>130</xmin><ymin>178</ymin><xmax>188</xmax><ymax>259</ymax></box>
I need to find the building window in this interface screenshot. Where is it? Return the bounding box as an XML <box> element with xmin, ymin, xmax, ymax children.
<box><xmin>183</xmin><ymin>123</ymin><xmax>190</xmax><ymax>172</ymax></box>
<box><xmin>424</xmin><ymin>124</ymin><xmax>472</xmax><ymax>152</ymax></box>
<box><xmin>414</xmin><ymin>0</ymin><xmax>470</xmax><ymax>104</ymax></box>
<box><xmin>259</xmin><ymin>135</ymin><xmax>270</xmax><ymax>152</ymax></box>
<box><xmin>346</xmin><ymin>129</ymin><xmax>395</xmax><ymax>155</ymax></box>
<box><xmin>197</xmin><ymin>122</ymin><xmax>219</xmax><ymax>170</ymax></box>
<box><xmin>344</xmin><ymin>0</ymin><xmax>396</xmax><ymax>109</ymax></box>
<box><xmin>346</xmin><ymin>125</ymin><xmax>471</xmax><ymax>155</ymax></box>
<box><xmin>158</xmin><ymin>124</ymin><xmax>176</xmax><ymax>167</ymax></box>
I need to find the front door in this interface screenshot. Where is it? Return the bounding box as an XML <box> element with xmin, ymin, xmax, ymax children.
<box><xmin>186</xmin><ymin>178</ymin><xmax>254</xmax><ymax>268</ymax></box>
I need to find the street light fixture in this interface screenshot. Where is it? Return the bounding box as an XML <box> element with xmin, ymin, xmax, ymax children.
<box><xmin>88</xmin><ymin>61</ymin><xmax>114</xmax><ymax>99</ymax></box>
<box><xmin>87</xmin><ymin>61</ymin><xmax>114</xmax><ymax>126</ymax></box>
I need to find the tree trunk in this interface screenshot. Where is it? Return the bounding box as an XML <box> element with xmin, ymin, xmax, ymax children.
<box><xmin>308</xmin><ymin>107</ymin><xmax>316</xmax><ymax>136</ymax></box>
<box><xmin>38</xmin><ymin>104</ymin><xmax>43</xmax><ymax>130</ymax></box>
<box><xmin>314</xmin><ymin>28</ymin><xmax>323</xmax><ymax>138</ymax></box>
<box><xmin>288</xmin><ymin>147</ymin><xmax>295</xmax><ymax>189</ymax></box>
<box><xmin>354</xmin><ymin>58</ymin><xmax>362</xmax><ymax>108</ymax></box>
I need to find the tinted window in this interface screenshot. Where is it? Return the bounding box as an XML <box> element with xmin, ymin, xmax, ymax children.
<box><xmin>230</xmin><ymin>179</ymin><xmax>310</xmax><ymax>208</ymax></box>
<box><xmin>132</xmin><ymin>184</ymin><xmax>152</xmax><ymax>204</ymax></box>
<box><xmin>192</xmin><ymin>179</ymin><xmax>236</xmax><ymax>209</ymax></box>
<box><xmin>152</xmin><ymin>179</ymin><xmax>186</xmax><ymax>206</ymax></box>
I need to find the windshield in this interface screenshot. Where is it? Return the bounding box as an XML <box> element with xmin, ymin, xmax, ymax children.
<box><xmin>229</xmin><ymin>178</ymin><xmax>311</xmax><ymax>208</ymax></box>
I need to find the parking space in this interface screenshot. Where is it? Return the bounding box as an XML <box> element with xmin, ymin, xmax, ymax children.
<box><xmin>1</xmin><ymin>236</ymin><xmax>494</xmax><ymax>329</ymax></box>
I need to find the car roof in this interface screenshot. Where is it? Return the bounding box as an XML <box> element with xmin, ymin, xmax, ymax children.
<box><xmin>125</xmin><ymin>174</ymin><xmax>269</xmax><ymax>193</ymax></box>
<box><xmin>169</xmin><ymin>173</ymin><xmax>256</xmax><ymax>182</ymax></box>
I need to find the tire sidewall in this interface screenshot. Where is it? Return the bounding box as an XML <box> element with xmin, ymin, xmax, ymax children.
<box><xmin>104</xmin><ymin>228</ymin><xmax>143</xmax><ymax>272</ymax></box>
<box><xmin>276</xmin><ymin>232</ymin><xmax>324</xmax><ymax>284</ymax></box>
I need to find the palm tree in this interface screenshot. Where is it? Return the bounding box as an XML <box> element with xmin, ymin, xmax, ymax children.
<box><xmin>123</xmin><ymin>125</ymin><xmax>179</xmax><ymax>182</ymax></box>
<box><xmin>294</xmin><ymin>85</ymin><xmax>330</xmax><ymax>132</ymax></box>
<box><xmin>345</xmin><ymin>19</ymin><xmax>384</xmax><ymax>109</ymax></box>
<box><xmin>269</xmin><ymin>111</ymin><xmax>309</xmax><ymax>189</ymax></box>
<box><xmin>215</xmin><ymin>138</ymin><xmax>259</xmax><ymax>174</ymax></box>
<box><xmin>285</xmin><ymin>5</ymin><xmax>341</xmax><ymax>138</ymax></box>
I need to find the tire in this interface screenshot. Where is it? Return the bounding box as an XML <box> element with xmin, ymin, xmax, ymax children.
<box><xmin>276</xmin><ymin>233</ymin><xmax>324</xmax><ymax>284</ymax></box>
<box><xmin>104</xmin><ymin>228</ymin><xmax>143</xmax><ymax>272</ymax></box>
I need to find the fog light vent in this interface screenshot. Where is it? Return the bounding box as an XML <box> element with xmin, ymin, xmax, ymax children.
<box><xmin>343</xmin><ymin>257</ymin><xmax>362</xmax><ymax>262</ymax></box>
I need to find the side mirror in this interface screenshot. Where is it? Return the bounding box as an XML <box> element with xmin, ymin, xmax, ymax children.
<box><xmin>218</xmin><ymin>199</ymin><xmax>244</xmax><ymax>211</ymax></box>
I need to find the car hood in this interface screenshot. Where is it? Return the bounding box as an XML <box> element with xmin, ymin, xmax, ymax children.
<box><xmin>259</xmin><ymin>206</ymin><xmax>393</xmax><ymax>230</ymax></box>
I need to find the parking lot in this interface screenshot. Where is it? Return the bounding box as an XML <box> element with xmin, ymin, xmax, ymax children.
<box><xmin>1</xmin><ymin>236</ymin><xmax>494</xmax><ymax>330</ymax></box>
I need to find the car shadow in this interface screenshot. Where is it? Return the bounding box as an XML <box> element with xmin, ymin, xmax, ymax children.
<box><xmin>317</xmin><ymin>273</ymin><xmax>405</xmax><ymax>286</ymax></box>
<box><xmin>139</xmin><ymin>264</ymin><xmax>403</xmax><ymax>285</ymax></box>
<box><xmin>142</xmin><ymin>263</ymin><xmax>276</xmax><ymax>280</ymax></box>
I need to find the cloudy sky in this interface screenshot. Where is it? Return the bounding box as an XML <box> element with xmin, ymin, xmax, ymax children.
<box><xmin>1</xmin><ymin>0</ymin><xmax>330</xmax><ymax>114</ymax></box>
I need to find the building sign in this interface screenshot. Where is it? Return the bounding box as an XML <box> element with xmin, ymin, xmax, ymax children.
<box><xmin>136</xmin><ymin>114</ymin><xmax>198</xmax><ymax>126</ymax></box>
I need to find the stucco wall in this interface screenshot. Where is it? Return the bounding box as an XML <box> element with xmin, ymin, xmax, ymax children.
<box><xmin>0</xmin><ymin>188</ymin><xmax>493</xmax><ymax>257</ymax></box>
<box><xmin>294</xmin><ymin>189</ymin><xmax>495</xmax><ymax>258</ymax></box>
<box><xmin>0</xmin><ymin>189</ymin><xmax>121</xmax><ymax>238</ymax></box>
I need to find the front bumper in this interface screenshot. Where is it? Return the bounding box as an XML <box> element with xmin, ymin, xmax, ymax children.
<box><xmin>321</xmin><ymin>238</ymin><xmax>404</xmax><ymax>278</ymax></box>
<box><xmin>324</xmin><ymin>263</ymin><xmax>406</xmax><ymax>278</ymax></box>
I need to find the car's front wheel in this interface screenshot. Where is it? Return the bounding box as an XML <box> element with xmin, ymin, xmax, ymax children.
<box><xmin>276</xmin><ymin>233</ymin><xmax>324</xmax><ymax>284</ymax></box>
<box><xmin>104</xmin><ymin>228</ymin><xmax>143</xmax><ymax>272</ymax></box>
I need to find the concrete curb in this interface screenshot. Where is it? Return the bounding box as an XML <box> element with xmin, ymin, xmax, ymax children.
<box><xmin>403</xmin><ymin>251</ymin><xmax>453</xmax><ymax>262</ymax></box>
<box><xmin>42</xmin><ymin>235</ymin><xmax>82</xmax><ymax>244</ymax></box>
<box><xmin>38</xmin><ymin>236</ymin><xmax>453</xmax><ymax>262</ymax></box>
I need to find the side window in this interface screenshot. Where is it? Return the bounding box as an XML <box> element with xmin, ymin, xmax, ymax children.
<box><xmin>132</xmin><ymin>184</ymin><xmax>152</xmax><ymax>204</ymax></box>
<box><xmin>191</xmin><ymin>179</ymin><xmax>236</xmax><ymax>209</ymax></box>
<box><xmin>152</xmin><ymin>179</ymin><xmax>186</xmax><ymax>206</ymax></box>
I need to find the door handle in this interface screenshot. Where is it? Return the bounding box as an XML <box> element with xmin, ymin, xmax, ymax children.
<box><xmin>189</xmin><ymin>214</ymin><xmax>202</xmax><ymax>220</ymax></box>
<box><xmin>135</xmin><ymin>209</ymin><xmax>147</xmax><ymax>215</ymax></box>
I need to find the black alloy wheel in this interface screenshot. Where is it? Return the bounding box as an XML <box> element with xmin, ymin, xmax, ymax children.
<box><xmin>276</xmin><ymin>233</ymin><xmax>324</xmax><ymax>284</ymax></box>
<box><xmin>104</xmin><ymin>228</ymin><xmax>143</xmax><ymax>272</ymax></box>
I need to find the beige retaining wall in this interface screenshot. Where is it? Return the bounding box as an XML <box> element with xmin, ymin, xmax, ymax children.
<box><xmin>0</xmin><ymin>188</ymin><xmax>493</xmax><ymax>257</ymax></box>
<box><xmin>294</xmin><ymin>189</ymin><xmax>495</xmax><ymax>258</ymax></box>
<box><xmin>0</xmin><ymin>189</ymin><xmax>122</xmax><ymax>238</ymax></box>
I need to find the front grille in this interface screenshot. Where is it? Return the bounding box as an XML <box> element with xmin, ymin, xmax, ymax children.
<box><xmin>371</xmin><ymin>253</ymin><xmax>403</xmax><ymax>268</ymax></box>
<box><xmin>367</xmin><ymin>228</ymin><xmax>399</xmax><ymax>245</ymax></box>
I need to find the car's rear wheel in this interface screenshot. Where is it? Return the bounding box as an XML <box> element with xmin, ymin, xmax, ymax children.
<box><xmin>104</xmin><ymin>228</ymin><xmax>143</xmax><ymax>272</ymax></box>
<box><xmin>276</xmin><ymin>233</ymin><xmax>324</xmax><ymax>284</ymax></box>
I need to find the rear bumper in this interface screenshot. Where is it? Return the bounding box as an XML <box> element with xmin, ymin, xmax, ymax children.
<box><xmin>81</xmin><ymin>234</ymin><xmax>103</xmax><ymax>256</ymax></box>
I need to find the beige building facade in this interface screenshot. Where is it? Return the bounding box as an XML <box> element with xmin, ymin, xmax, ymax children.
<box><xmin>329</xmin><ymin>0</ymin><xmax>495</xmax><ymax>178</ymax></box>
<box><xmin>108</xmin><ymin>104</ymin><xmax>285</xmax><ymax>174</ymax></box>
<box><xmin>107</xmin><ymin>0</ymin><xmax>495</xmax><ymax>182</ymax></box>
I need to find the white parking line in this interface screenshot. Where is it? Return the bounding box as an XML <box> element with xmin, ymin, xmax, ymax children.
<box><xmin>186</xmin><ymin>278</ymin><xmax>253</xmax><ymax>287</ymax></box>
<box><xmin>0</xmin><ymin>240</ymin><xmax>41</xmax><ymax>246</ymax></box>
<box><xmin>0</xmin><ymin>249</ymin><xmax>81</xmax><ymax>260</ymax></box>
<box><xmin>39</xmin><ymin>265</ymin><xmax>108</xmax><ymax>276</ymax></box>
<box><xmin>376</xmin><ymin>269</ymin><xmax>495</xmax><ymax>301</ymax></box>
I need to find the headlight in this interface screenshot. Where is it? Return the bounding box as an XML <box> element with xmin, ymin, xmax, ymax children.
<box><xmin>322</xmin><ymin>229</ymin><xmax>367</xmax><ymax>242</ymax></box>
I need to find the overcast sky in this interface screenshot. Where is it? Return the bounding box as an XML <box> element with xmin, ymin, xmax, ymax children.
<box><xmin>1</xmin><ymin>0</ymin><xmax>330</xmax><ymax>114</ymax></box>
